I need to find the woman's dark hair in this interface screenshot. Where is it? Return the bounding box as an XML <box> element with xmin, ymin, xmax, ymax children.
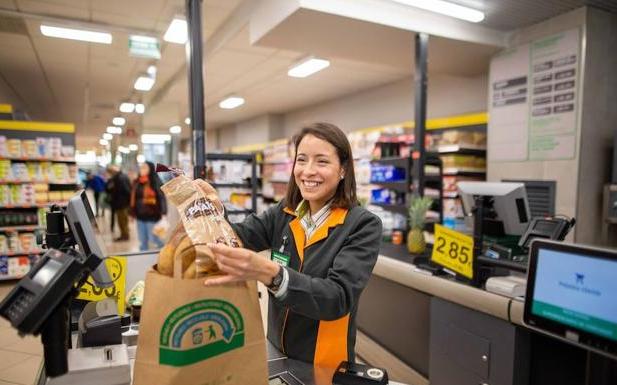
<box><xmin>285</xmin><ymin>122</ymin><xmax>358</xmax><ymax>210</ymax></box>
<box><xmin>145</xmin><ymin>161</ymin><xmax>162</xmax><ymax>188</ymax></box>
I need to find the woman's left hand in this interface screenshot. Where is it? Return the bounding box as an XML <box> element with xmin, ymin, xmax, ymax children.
<box><xmin>205</xmin><ymin>243</ymin><xmax>280</xmax><ymax>286</ymax></box>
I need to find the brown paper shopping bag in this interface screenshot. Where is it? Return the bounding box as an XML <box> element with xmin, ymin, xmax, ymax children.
<box><xmin>133</xmin><ymin>267</ymin><xmax>269</xmax><ymax>385</ymax></box>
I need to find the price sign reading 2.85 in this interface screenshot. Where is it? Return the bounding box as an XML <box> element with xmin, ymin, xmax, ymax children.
<box><xmin>431</xmin><ymin>224</ymin><xmax>474</xmax><ymax>279</ymax></box>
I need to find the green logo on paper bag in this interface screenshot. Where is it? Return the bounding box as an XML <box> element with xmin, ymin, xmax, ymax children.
<box><xmin>159</xmin><ymin>299</ymin><xmax>244</xmax><ymax>366</ymax></box>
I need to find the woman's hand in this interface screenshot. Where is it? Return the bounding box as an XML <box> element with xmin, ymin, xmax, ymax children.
<box><xmin>205</xmin><ymin>243</ymin><xmax>280</xmax><ymax>286</ymax></box>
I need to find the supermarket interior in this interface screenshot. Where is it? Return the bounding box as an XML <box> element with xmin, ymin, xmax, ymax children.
<box><xmin>1</xmin><ymin>1</ymin><xmax>617</xmax><ymax>385</ymax></box>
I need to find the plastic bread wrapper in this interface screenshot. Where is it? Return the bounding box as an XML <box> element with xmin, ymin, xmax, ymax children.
<box><xmin>157</xmin><ymin>164</ymin><xmax>242</xmax><ymax>278</ymax></box>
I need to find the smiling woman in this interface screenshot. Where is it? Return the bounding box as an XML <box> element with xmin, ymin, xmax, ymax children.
<box><xmin>206</xmin><ymin>122</ymin><xmax>382</xmax><ymax>368</ymax></box>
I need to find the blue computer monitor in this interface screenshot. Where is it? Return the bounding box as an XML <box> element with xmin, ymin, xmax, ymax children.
<box><xmin>524</xmin><ymin>239</ymin><xmax>617</xmax><ymax>360</ymax></box>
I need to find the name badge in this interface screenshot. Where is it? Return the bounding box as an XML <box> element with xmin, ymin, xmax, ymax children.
<box><xmin>271</xmin><ymin>251</ymin><xmax>291</xmax><ymax>267</ymax></box>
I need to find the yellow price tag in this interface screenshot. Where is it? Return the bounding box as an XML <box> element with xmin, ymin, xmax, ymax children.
<box><xmin>431</xmin><ymin>224</ymin><xmax>474</xmax><ymax>279</ymax></box>
<box><xmin>76</xmin><ymin>256</ymin><xmax>127</xmax><ymax>315</ymax></box>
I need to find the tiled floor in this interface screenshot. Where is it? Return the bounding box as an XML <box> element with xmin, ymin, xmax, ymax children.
<box><xmin>0</xmin><ymin>209</ymin><xmax>144</xmax><ymax>384</ymax></box>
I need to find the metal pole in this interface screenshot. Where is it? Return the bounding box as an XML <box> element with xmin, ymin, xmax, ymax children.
<box><xmin>413</xmin><ymin>33</ymin><xmax>428</xmax><ymax>196</ymax></box>
<box><xmin>186</xmin><ymin>0</ymin><xmax>206</xmax><ymax>179</ymax></box>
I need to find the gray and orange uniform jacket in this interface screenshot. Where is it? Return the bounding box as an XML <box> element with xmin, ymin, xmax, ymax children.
<box><xmin>231</xmin><ymin>201</ymin><xmax>382</xmax><ymax>367</ymax></box>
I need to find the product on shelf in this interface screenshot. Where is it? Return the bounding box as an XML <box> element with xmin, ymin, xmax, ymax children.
<box><xmin>432</xmin><ymin>130</ymin><xmax>487</xmax><ymax>147</ymax></box>
<box><xmin>36</xmin><ymin>137</ymin><xmax>48</xmax><ymax>157</ymax></box>
<box><xmin>22</xmin><ymin>140</ymin><xmax>38</xmax><ymax>158</ymax></box>
<box><xmin>0</xmin><ymin>159</ymin><xmax>10</xmax><ymax>179</ymax></box>
<box><xmin>0</xmin><ymin>255</ymin><xmax>7</xmax><ymax>275</ymax></box>
<box><xmin>0</xmin><ymin>136</ymin><xmax>6</xmax><ymax>157</ymax></box>
<box><xmin>8</xmin><ymin>256</ymin><xmax>29</xmax><ymax>277</ymax></box>
<box><xmin>370</xmin><ymin>188</ymin><xmax>405</xmax><ymax>205</ymax></box>
<box><xmin>6</xmin><ymin>139</ymin><xmax>21</xmax><ymax>158</ymax></box>
<box><xmin>7</xmin><ymin>232</ymin><xmax>18</xmax><ymax>252</ymax></box>
<box><xmin>61</xmin><ymin>145</ymin><xmax>75</xmax><ymax>158</ymax></box>
<box><xmin>0</xmin><ymin>234</ymin><xmax>6</xmax><ymax>253</ymax></box>
<box><xmin>440</xmin><ymin>155</ymin><xmax>486</xmax><ymax>169</ymax></box>
<box><xmin>370</xmin><ymin>165</ymin><xmax>406</xmax><ymax>183</ymax></box>
<box><xmin>49</xmin><ymin>137</ymin><xmax>62</xmax><ymax>158</ymax></box>
<box><xmin>18</xmin><ymin>232</ymin><xmax>36</xmax><ymax>252</ymax></box>
<box><xmin>47</xmin><ymin>191</ymin><xmax>63</xmax><ymax>202</ymax></box>
<box><xmin>11</xmin><ymin>162</ymin><xmax>28</xmax><ymax>181</ymax></box>
<box><xmin>0</xmin><ymin>210</ymin><xmax>39</xmax><ymax>226</ymax></box>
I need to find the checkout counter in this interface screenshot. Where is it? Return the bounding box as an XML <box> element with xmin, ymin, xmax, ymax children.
<box><xmin>357</xmin><ymin>243</ymin><xmax>617</xmax><ymax>385</ymax></box>
<box><xmin>27</xmin><ymin>249</ymin><xmax>406</xmax><ymax>385</ymax></box>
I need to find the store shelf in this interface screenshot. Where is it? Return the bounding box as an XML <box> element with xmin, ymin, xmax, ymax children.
<box><xmin>369</xmin><ymin>202</ymin><xmax>408</xmax><ymax>214</ymax></box>
<box><xmin>0</xmin><ymin>274</ymin><xmax>24</xmax><ymax>281</ymax></box>
<box><xmin>0</xmin><ymin>202</ymin><xmax>67</xmax><ymax>209</ymax></box>
<box><xmin>0</xmin><ymin>179</ymin><xmax>77</xmax><ymax>185</ymax></box>
<box><xmin>0</xmin><ymin>225</ymin><xmax>43</xmax><ymax>232</ymax></box>
<box><xmin>442</xmin><ymin>167</ymin><xmax>487</xmax><ymax>176</ymax></box>
<box><xmin>369</xmin><ymin>180</ymin><xmax>409</xmax><ymax>191</ymax></box>
<box><xmin>211</xmin><ymin>182</ymin><xmax>251</xmax><ymax>188</ymax></box>
<box><xmin>434</xmin><ymin>144</ymin><xmax>486</xmax><ymax>155</ymax></box>
<box><xmin>370</xmin><ymin>157</ymin><xmax>408</xmax><ymax>166</ymax></box>
<box><xmin>0</xmin><ymin>156</ymin><xmax>76</xmax><ymax>163</ymax></box>
<box><xmin>1</xmin><ymin>250</ymin><xmax>44</xmax><ymax>257</ymax></box>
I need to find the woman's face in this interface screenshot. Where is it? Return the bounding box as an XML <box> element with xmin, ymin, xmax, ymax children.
<box><xmin>293</xmin><ymin>134</ymin><xmax>344</xmax><ymax>212</ymax></box>
<box><xmin>139</xmin><ymin>163</ymin><xmax>150</xmax><ymax>177</ymax></box>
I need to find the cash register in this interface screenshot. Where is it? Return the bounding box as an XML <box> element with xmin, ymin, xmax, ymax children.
<box><xmin>0</xmin><ymin>191</ymin><xmax>129</xmax><ymax>382</ymax></box>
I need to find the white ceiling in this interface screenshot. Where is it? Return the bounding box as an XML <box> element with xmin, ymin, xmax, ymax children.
<box><xmin>0</xmin><ymin>0</ymin><xmax>614</xmax><ymax>152</ymax></box>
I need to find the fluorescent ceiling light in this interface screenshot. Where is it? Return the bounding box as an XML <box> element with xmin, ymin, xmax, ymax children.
<box><xmin>141</xmin><ymin>134</ymin><xmax>171</xmax><ymax>144</ymax></box>
<box><xmin>130</xmin><ymin>35</ymin><xmax>157</xmax><ymax>43</ymax></box>
<box><xmin>99</xmin><ymin>139</ymin><xmax>109</xmax><ymax>146</ymax></box>
<box><xmin>40</xmin><ymin>24</ymin><xmax>112</xmax><ymax>44</ymax></box>
<box><xmin>118</xmin><ymin>146</ymin><xmax>130</xmax><ymax>154</ymax></box>
<box><xmin>169</xmin><ymin>125</ymin><xmax>182</xmax><ymax>134</ymax></box>
<box><xmin>147</xmin><ymin>65</ymin><xmax>157</xmax><ymax>76</ymax></box>
<box><xmin>119</xmin><ymin>103</ymin><xmax>135</xmax><ymax>113</ymax></box>
<box><xmin>137</xmin><ymin>154</ymin><xmax>145</xmax><ymax>163</ymax></box>
<box><xmin>288</xmin><ymin>57</ymin><xmax>330</xmax><ymax>78</ymax></box>
<box><xmin>219</xmin><ymin>96</ymin><xmax>245</xmax><ymax>110</ymax></box>
<box><xmin>164</xmin><ymin>18</ymin><xmax>187</xmax><ymax>44</ymax></box>
<box><xmin>184</xmin><ymin>117</ymin><xmax>191</xmax><ymax>125</ymax></box>
<box><xmin>112</xmin><ymin>117</ymin><xmax>126</xmax><ymax>126</ymax></box>
<box><xmin>134</xmin><ymin>75</ymin><xmax>155</xmax><ymax>91</ymax></box>
<box><xmin>129</xmin><ymin>144</ymin><xmax>139</xmax><ymax>151</ymax></box>
<box><xmin>107</xmin><ymin>126</ymin><xmax>122</xmax><ymax>134</ymax></box>
<box><xmin>391</xmin><ymin>0</ymin><xmax>485</xmax><ymax>23</ymax></box>
<box><xmin>103</xmin><ymin>133</ymin><xmax>113</xmax><ymax>140</ymax></box>
<box><xmin>135</xmin><ymin>103</ymin><xmax>145</xmax><ymax>114</ymax></box>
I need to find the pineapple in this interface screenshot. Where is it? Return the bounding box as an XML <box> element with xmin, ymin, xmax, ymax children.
<box><xmin>407</xmin><ymin>195</ymin><xmax>434</xmax><ymax>254</ymax></box>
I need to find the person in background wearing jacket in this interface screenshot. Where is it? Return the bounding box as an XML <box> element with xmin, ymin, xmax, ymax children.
<box><xmin>85</xmin><ymin>171</ymin><xmax>106</xmax><ymax>217</ymax></box>
<box><xmin>105</xmin><ymin>165</ymin><xmax>132</xmax><ymax>241</ymax></box>
<box><xmin>131</xmin><ymin>161</ymin><xmax>166</xmax><ymax>251</ymax></box>
<box><xmin>207</xmin><ymin>122</ymin><xmax>382</xmax><ymax>368</ymax></box>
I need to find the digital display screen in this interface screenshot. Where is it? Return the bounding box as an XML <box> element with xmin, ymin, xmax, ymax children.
<box><xmin>80</xmin><ymin>191</ymin><xmax>99</xmax><ymax>232</ymax></box>
<box><xmin>32</xmin><ymin>258</ymin><xmax>64</xmax><ymax>287</ymax></box>
<box><xmin>531</xmin><ymin>248</ymin><xmax>617</xmax><ymax>341</ymax></box>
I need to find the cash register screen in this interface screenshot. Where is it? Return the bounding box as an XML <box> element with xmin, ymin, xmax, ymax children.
<box><xmin>32</xmin><ymin>258</ymin><xmax>63</xmax><ymax>287</ymax></box>
<box><xmin>524</xmin><ymin>240</ymin><xmax>617</xmax><ymax>358</ymax></box>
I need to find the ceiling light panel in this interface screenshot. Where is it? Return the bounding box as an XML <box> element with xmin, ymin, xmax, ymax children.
<box><xmin>391</xmin><ymin>0</ymin><xmax>485</xmax><ymax>23</ymax></box>
<box><xmin>219</xmin><ymin>96</ymin><xmax>245</xmax><ymax>110</ymax></box>
<box><xmin>164</xmin><ymin>18</ymin><xmax>187</xmax><ymax>44</ymax></box>
<box><xmin>107</xmin><ymin>126</ymin><xmax>122</xmax><ymax>134</ymax></box>
<box><xmin>103</xmin><ymin>133</ymin><xmax>113</xmax><ymax>140</ymax></box>
<box><xmin>135</xmin><ymin>104</ymin><xmax>145</xmax><ymax>114</ymax></box>
<box><xmin>134</xmin><ymin>76</ymin><xmax>155</xmax><ymax>91</ymax></box>
<box><xmin>169</xmin><ymin>125</ymin><xmax>181</xmax><ymax>134</ymax></box>
<box><xmin>112</xmin><ymin>117</ymin><xmax>126</xmax><ymax>126</ymax></box>
<box><xmin>40</xmin><ymin>25</ymin><xmax>112</xmax><ymax>44</ymax></box>
<box><xmin>288</xmin><ymin>57</ymin><xmax>330</xmax><ymax>78</ymax></box>
<box><xmin>119</xmin><ymin>103</ymin><xmax>135</xmax><ymax>113</ymax></box>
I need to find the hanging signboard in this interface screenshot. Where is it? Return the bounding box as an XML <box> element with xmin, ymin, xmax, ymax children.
<box><xmin>129</xmin><ymin>35</ymin><xmax>161</xmax><ymax>60</ymax></box>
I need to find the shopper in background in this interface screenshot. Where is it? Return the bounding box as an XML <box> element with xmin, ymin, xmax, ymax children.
<box><xmin>105</xmin><ymin>165</ymin><xmax>132</xmax><ymax>241</ymax></box>
<box><xmin>206</xmin><ymin>122</ymin><xmax>382</xmax><ymax>367</ymax></box>
<box><xmin>131</xmin><ymin>161</ymin><xmax>166</xmax><ymax>251</ymax></box>
<box><xmin>84</xmin><ymin>171</ymin><xmax>106</xmax><ymax>217</ymax></box>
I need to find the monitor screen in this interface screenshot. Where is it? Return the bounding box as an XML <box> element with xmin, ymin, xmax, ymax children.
<box><xmin>458</xmin><ymin>181</ymin><xmax>531</xmax><ymax>236</ymax></box>
<box><xmin>524</xmin><ymin>240</ymin><xmax>617</xmax><ymax>359</ymax></box>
